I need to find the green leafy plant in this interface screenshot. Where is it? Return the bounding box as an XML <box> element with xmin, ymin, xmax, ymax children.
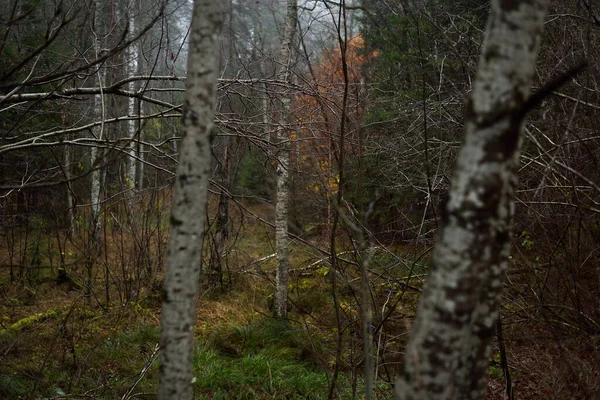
<box><xmin>520</xmin><ymin>230</ymin><xmax>534</xmax><ymax>250</ymax></box>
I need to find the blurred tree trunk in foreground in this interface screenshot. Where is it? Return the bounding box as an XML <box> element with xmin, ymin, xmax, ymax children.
<box><xmin>396</xmin><ymin>1</ymin><xmax>549</xmax><ymax>399</ymax></box>
<box><xmin>157</xmin><ymin>0</ymin><xmax>222</xmax><ymax>398</ymax></box>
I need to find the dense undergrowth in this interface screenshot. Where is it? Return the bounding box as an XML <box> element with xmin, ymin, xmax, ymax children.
<box><xmin>0</xmin><ymin>274</ymin><xmax>367</xmax><ymax>399</ymax></box>
<box><xmin>1</xmin><ymin>201</ymin><xmax>599</xmax><ymax>399</ymax></box>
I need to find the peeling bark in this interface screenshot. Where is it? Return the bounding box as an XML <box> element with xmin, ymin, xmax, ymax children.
<box><xmin>157</xmin><ymin>0</ymin><xmax>222</xmax><ymax>399</ymax></box>
<box><xmin>395</xmin><ymin>1</ymin><xmax>549</xmax><ymax>399</ymax></box>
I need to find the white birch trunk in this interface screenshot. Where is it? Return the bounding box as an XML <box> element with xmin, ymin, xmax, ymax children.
<box><xmin>90</xmin><ymin>142</ymin><xmax>101</xmax><ymax>247</ymax></box>
<box><xmin>126</xmin><ymin>0</ymin><xmax>139</xmax><ymax>198</ymax></box>
<box><xmin>395</xmin><ymin>1</ymin><xmax>549</xmax><ymax>399</ymax></box>
<box><xmin>62</xmin><ymin>110</ymin><xmax>76</xmax><ymax>237</ymax></box>
<box><xmin>157</xmin><ymin>0</ymin><xmax>222</xmax><ymax>398</ymax></box>
<box><xmin>273</xmin><ymin>0</ymin><xmax>298</xmax><ymax>319</ymax></box>
<box><xmin>88</xmin><ymin>66</ymin><xmax>104</xmax><ymax>302</ymax></box>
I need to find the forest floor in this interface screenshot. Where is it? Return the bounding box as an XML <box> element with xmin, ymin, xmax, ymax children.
<box><xmin>0</xmin><ymin>201</ymin><xmax>599</xmax><ymax>399</ymax></box>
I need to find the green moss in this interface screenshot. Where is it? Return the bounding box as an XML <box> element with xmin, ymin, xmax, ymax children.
<box><xmin>0</xmin><ymin>308</ymin><xmax>65</xmax><ymax>341</ymax></box>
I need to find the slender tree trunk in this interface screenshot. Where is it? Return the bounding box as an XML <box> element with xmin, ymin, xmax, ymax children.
<box><xmin>124</xmin><ymin>0</ymin><xmax>139</xmax><ymax>203</ymax></box>
<box><xmin>137</xmin><ymin>123</ymin><xmax>144</xmax><ymax>192</ymax></box>
<box><xmin>63</xmin><ymin>130</ymin><xmax>76</xmax><ymax>238</ymax></box>
<box><xmin>90</xmin><ymin>98</ymin><xmax>103</xmax><ymax>250</ymax></box>
<box><xmin>90</xmin><ymin>0</ymin><xmax>110</xmax><ymax>251</ymax></box>
<box><xmin>88</xmin><ymin>98</ymin><xmax>102</xmax><ymax>301</ymax></box>
<box><xmin>210</xmin><ymin>0</ymin><xmax>233</xmax><ymax>286</ymax></box>
<box><xmin>87</xmin><ymin>0</ymin><xmax>108</xmax><ymax>302</ymax></box>
<box><xmin>157</xmin><ymin>0</ymin><xmax>222</xmax><ymax>398</ymax></box>
<box><xmin>395</xmin><ymin>1</ymin><xmax>548</xmax><ymax>399</ymax></box>
<box><xmin>210</xmin><ymin>140</ymin><xmax>229</xmax><ymax>286</ymax></box>
<box><xmin>273</xmin><ymin>0</ymin><xmax>298</xmax><ymax>319</ymax></box>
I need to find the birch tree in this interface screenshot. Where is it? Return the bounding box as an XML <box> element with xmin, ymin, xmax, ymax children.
<box><xmin>88</xmin><ymin>0</ymin><xmax>109</xmax><ymax>299</ymax></box>
<box><xmin>125</xmin><ymin>0</ymin><xmax>140</xmax><ymax>198</ymax></box>
<box><xmin>157</xmin><ymin>0</ymin><xmax>222</xmax><ymax>398</ymax></box>
<box><xmin>273</xmin><ymin>0</ymin><xmax>298</xmax><ymax>318</ymax></box>
<box><xmin>395</xmin><ymin>0</ymin><xmax>549</xmax><ymax>398</ymax></box>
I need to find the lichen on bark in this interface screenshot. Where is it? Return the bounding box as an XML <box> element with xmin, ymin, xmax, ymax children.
<box><xmin>395</xmin><ymin>1</ymin><xmax>549</xmax><ymax>399</ymax></box>
<box><xmin>157</xmin><ymin>0</ymin><xmax>223</xmax><ymax>399</ymax></box>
